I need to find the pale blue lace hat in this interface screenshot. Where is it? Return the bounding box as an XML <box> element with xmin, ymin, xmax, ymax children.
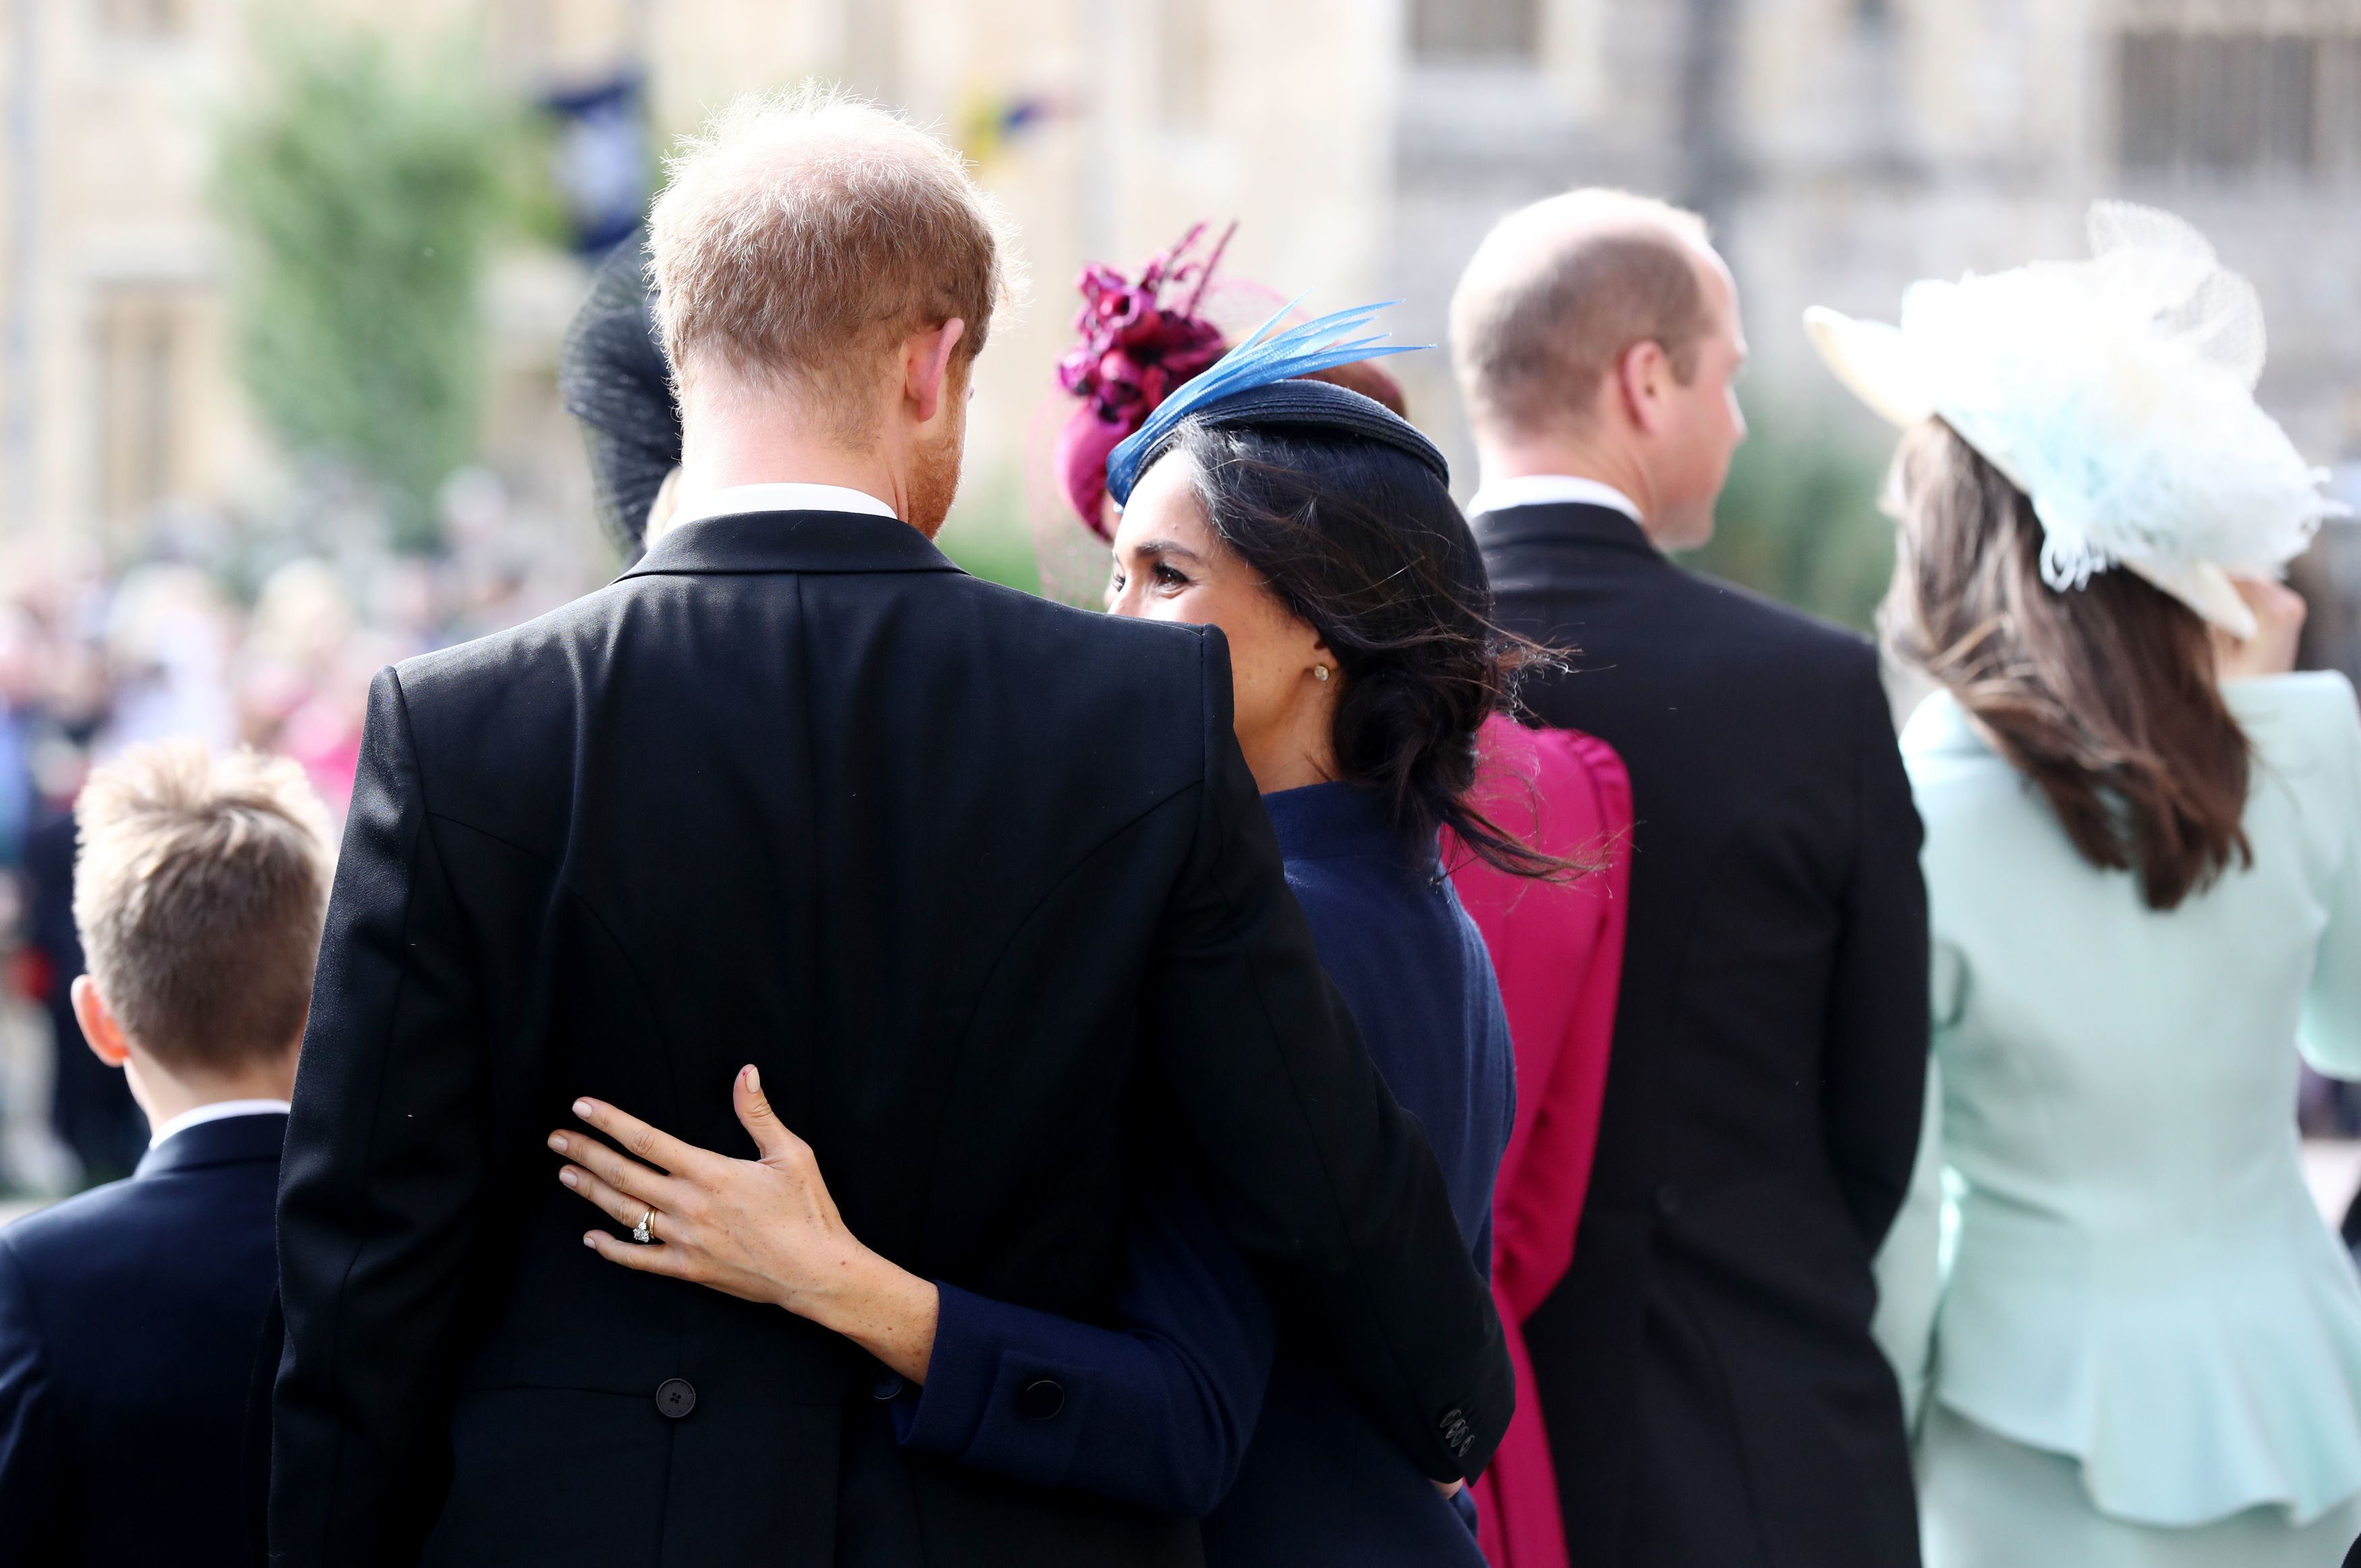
<box><xmin>1805</xmin><ymin>202</ymin><xmax>2345</xmax><ymax>638</ymax></box>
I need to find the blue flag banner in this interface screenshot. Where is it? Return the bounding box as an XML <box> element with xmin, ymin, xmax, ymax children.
<box><xmin>545</xmin><ymin>74</ymin><xmax>650</xmax><ymax>256</ymax></box>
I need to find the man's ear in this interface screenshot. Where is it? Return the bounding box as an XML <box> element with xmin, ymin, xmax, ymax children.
<box><xmin>69</xmin><ymin>975</ymin><xmax>132</xmax><ymax>1069</ymax></box>
<box><xmin>907</xmin><ymin>318</ymin><xmax>969</xmax><ymax>425</ymax></box>
<box><xmin>1614</xmin><ymin>337</ymin><xmax>1673</xmax><ymax>436</ymax></box>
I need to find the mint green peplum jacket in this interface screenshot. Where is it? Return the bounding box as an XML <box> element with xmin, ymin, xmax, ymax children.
<box><xmin>1874</xmin><ymin>671</ymin><xmax>2361</xmax><ymax>1529</ymax></box>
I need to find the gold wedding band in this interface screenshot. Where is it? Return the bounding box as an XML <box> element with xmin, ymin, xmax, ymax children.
<box><xmin>632</xmin><ymin>1209</ymin><xmax>654</xmax><ymax>1244</ymax></box>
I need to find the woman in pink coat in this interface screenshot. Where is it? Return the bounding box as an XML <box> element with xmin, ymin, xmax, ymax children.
<box><xmin>1452</xmin><ymin>716</ymin><xmax>1634</xmax><ymax>1568</ymax></box>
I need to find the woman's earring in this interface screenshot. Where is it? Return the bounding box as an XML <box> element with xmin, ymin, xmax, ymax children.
<box><xmin>1313</xmin><ymin>664</ymin><xmax>1331</xmax><ymax>683</ymax></box>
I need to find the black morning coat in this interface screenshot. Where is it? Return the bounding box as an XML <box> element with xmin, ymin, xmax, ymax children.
<box><xmin>1477</xmin><ymin>502</ymin><xmax>1931</xmax><ymax>1568</ymax></box>
<box><xmin>269</xmin><ymin>509</ymin><xmax>1511</xmax><ymax>1568</ymax></box>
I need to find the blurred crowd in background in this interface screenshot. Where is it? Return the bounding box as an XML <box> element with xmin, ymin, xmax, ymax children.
<box><xmin>0</xmin><ymin>465</ymin><xmax>603</xmax><ymax>1191</ymax></box>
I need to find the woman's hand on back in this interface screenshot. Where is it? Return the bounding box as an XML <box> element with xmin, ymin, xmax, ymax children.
<box><xmin>549</xmin><ymin>1066</ymin><xmax>939</xmax><ymax>1383</ymax></box>
<box><xmin>2214</xmin><ymin>575</ymin><xmax>2307</xmax><ymax>680</ymax></box>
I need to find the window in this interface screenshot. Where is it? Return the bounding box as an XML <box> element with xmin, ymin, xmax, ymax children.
<box><xmin>101</xmin><ymin>0</ymin><xmax>189</xmax><ymax>38</ymax></box>
<box><xmin>1411</xmin><ymin>0</ymin><xmax>1540</xmax><ymax>63</ymax></box>
<box><xmin>1157</xmin><ymin>0</ymin><xmax>1214</xmax><ymax>131</ymax></box>
<box><xmin>92</xmin><ymin>287</ymin><xmax>189</xmax><ymax>525</ymax></box>
<box><xmin>2118</xmin><ymin>30</ymin><xmax>2349</xmax><ymax>175</ymax></box>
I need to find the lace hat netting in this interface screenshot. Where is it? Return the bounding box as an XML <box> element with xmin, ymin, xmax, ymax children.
<box><xmin>1896</xmin><ymin>201</ymin><xmax>2337</xmax><ymax>596</ymax></box>
<box><xmin>560</xmin><ymin>235</ymin><xmax>680</xmax><ymax>562</ymax></box>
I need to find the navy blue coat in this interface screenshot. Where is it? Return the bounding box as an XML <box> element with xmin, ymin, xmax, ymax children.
<box><xmin>0</xmin><ymin>1111</ymin><xmax>285</xmax><ymax>1566</ymax></box>
<box><xmin>897</xmin><ymin>784</ymin><xmax>1513</xmax><ymax>1564</ymax></box>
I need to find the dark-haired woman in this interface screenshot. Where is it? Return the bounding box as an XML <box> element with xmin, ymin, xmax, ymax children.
<box><xmin>1811</xmin><ymin>204</ymin><xmax>2361</xmax><ymax>1566</ymax></box>
<box><xmin>1096</xmin><ymin>397</ymin><xmax>1533</xmax><ymax>1564</ymax></box>
<box><xmin>546</xmin><ymin>319</ymin><xmax>1567</xmax><ymax>1563</ymax></box>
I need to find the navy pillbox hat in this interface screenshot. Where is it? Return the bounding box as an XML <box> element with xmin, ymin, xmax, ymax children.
<box><xmin>1122</xmin><ymin>378</ymin><xmax>1450</xmax><ymax>496</ymax></box>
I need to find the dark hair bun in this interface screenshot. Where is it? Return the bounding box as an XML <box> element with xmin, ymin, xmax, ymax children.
<box><xmin>1169</xmin><ymin>419</ymin><xmax>1573</xmax><ymax>880</ymax></box>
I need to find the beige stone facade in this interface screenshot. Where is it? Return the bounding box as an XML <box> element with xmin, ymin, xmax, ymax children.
<box><xmin>1388</xmin><ymin>0</ymin><xmax>2361</xmax><ymax>475</ymax></box>
<box><xmin>5</xmin><ymin>0</ymin><xmax>2360</xmax><ymax>585</ymax></box>
<box><xmin>0</xmin><ymin>0</ymin><xmax>1402</xmax><ymax>560</ymax></box>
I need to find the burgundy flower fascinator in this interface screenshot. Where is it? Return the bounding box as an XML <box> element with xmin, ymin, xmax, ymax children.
<box><xmin>1054</xmin><ymin>221</ymin><xmax>1236</xmax><ymax>539</ymax></box>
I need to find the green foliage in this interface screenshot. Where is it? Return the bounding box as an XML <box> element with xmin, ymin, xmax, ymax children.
<box><xmin>1678</xmin><ymin>399</ymin><xmax>1899</xmax><ymax>633</ymax></box>
<box><xmin>936</xmin><ymin>521</ymin><xmax>1042</xmax><ymax>592</ymax></box>
<box><xmin>212</xmin><ymin>16</ymin><xmax>516</xmax><ymax>550</ymax></box>
<box><xmin>935</xmin><ymin>473</ymin><xmax>1047</xmax><ymax>593</ymax></box>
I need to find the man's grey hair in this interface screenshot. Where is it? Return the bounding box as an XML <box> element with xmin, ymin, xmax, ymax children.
<box><xmin>1452</xmin><ymin>188</ymin><xmax>1716</xmax><ymax>440</ymax></box>
<box><xmin>648</xmin><ymin>84</ymin><xmax>1023</xmax><ymax>444</ymax></box>
<box><xmin>73</xmin><ymin>741</ymin><xmax>335</xmax><ymax>1073</ymax></box>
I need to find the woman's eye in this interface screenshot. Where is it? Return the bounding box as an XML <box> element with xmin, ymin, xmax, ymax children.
<box><xmin>1152</xmin><ymin>562</ymin><xmax>1188</xmax><ymax>587</ymax></box>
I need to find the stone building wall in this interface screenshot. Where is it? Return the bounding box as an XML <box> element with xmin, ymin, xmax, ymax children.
<box><xmin>1379</xmin><ymin>0</ymin><xmax>2361</xmax><ymax>663</ymax></box>
<box><xmin>0</xmin><ymin>0</ymin><xmax>1406</xmax><ymax>567</ymax></box>
<box><xmin>0</xmin><ymin>0</ymin><xmax>604</xmax><ymax>548</ymax></box>
<box><xmin>7</xmin><ymin>0</ymin><xmax>2359</xmax><ymax>624</ymax></box>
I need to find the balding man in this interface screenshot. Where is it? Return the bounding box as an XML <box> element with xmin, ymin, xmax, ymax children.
<box><xmin>1451</xmin><ymin>190</ymin><xmax>1927</xmax><ymax>1567</ymax></box>
<box><xmin>271</xmin><ymin>90</ymin><xmax>1510</xmax><ymax>1567</ymax></box>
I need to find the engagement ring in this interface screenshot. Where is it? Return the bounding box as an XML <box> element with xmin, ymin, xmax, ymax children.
<box><xmin>632</xmin><ymin>1209</ymin><xmax>654</xmax><ymax>1244</ymax></box>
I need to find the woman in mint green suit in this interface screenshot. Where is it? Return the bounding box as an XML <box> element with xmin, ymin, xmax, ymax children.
<box><xmin>1811</xmin><ymin>202</ymin><xmax>2361</xmax><ymax>1566</ymax></box>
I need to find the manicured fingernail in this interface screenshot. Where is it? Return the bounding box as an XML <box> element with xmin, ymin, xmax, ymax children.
<box><xmin>583</xmin><ymin>1233</ymin><xmax>598</xmax><ymax>1248</ymax></box>
<box><xmin>559</xmin><ymin>1169</ymin><xmax>578</xmax><ymax>1188</ymax></box>
<box><xmin>743</xmin><ymin>1065</ymin><xmax>760</xmax><ymax>1093</ymax></box>
<box><xmin>548</xmin><ymin>1134</ymin><xmax>568</xmax><ymax>1154</ymax></box>
<box><xmin>572</xmin><ymin>1099</ymin><xmax>594</xmax><ymax>1118</ymax></box>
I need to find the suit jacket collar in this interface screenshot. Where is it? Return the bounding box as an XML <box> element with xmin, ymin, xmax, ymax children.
<box><xmin>1473</xmin><ymin>500</ymin><xmax>1668</xmax><ymax>564</ymax></box>
<box><xmin>618</xmin><ymin>510</ymin><xmax>965</xmax><ymax>581</ymax></box>
<box><xmin>136</xmin><ymin>1111</ymin><xmax>287</xmax><ymax>1180</ymax></box>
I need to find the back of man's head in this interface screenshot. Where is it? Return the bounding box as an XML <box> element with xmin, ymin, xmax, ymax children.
<box><xmin>1451</xmin><ymin>188</ymin><xmax>1716</xmax><ymax>442</ymax></box>
<box><xmin>73</xmin><ymin>742</ymin><xmax>335</xmax><ymax>1074</ymax></box>
<box><xmin>648</xmin><ymin>85</ymin><xmax>1015</xmax><ymax>445</ymax></box>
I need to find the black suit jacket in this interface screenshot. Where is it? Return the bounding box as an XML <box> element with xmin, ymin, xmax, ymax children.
<box><xmin>1479</xmin><ymin>503</ymin><xmax>1928</xmax><ymax>1568</ymax></box>
<box><xmin>0</xmin><ymin>1111</ymin><xmax>286</xmax><ymax>1567</ymax></box>
<box><xmin>271</xmin><ymin>510</ymin><xmax>1509</xmax><ymax>1568</ymax></box>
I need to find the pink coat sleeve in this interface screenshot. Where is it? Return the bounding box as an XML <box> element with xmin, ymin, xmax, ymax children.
<box><xmin>1450</xmin><ymin>716</ymin><xmax>1634</xmax><ymax>1568</ymax></box>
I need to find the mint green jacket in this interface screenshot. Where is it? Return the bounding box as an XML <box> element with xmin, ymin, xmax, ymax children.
<box><xmin>1874</xmin><ymin>672</ymin><xmax>2361</xmax><ymax>1528</ymax></box>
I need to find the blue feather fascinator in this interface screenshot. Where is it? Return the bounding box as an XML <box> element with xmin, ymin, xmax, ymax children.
<box><xmin>1103</xmin><ymin>298</ymin><xmax>1427</xmax><ymax>507</ymax></box>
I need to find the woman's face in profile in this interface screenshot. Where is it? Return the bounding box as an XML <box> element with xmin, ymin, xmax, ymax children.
<box><xmin>1106</xmin><ymin>456</ymin><xmax>1335</xmax><ymax>776</ymax></box>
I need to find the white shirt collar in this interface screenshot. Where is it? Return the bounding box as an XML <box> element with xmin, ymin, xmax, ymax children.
<box><xmin>1464</xmin><ymin>474</ymin><xmax>1645</xmax><ymax>525</ymax></box>
<box><xmin>669</xmin><ymin>482</ymin><xmax>897</xmax><ymax>531</ymax></box>
<box><xmin>149</xmin><ymin>1099</ymin><xmax>292</xmax><ymax>1150</ymax></box>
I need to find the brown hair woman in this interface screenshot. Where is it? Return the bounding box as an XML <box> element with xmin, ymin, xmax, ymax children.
<box><xmin>1811</xmin><ymin>203</ymin><xmax>2361</xmax><ymax>1567</ymax></box>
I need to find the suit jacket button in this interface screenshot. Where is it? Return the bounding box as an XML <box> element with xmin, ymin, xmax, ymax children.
<box><xmin>1655</xmin><ymin>1183</ymin><xmax>1683</xmax><ymax>1218</ymax></box>
<box><xmin>656</xmin><ymin>1378</ymin><xmax>697</xmax><ymax>1419</ymax></box>
<box><xmin>871</xmin><ymin>1370</ymin><xmax>905</xmax><ymax>1401</ymax></box>
<box><xmin>1018</xmin><ymin>1378</ymin><xmax>1066</xmax><ymax>1421</ymax></box>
